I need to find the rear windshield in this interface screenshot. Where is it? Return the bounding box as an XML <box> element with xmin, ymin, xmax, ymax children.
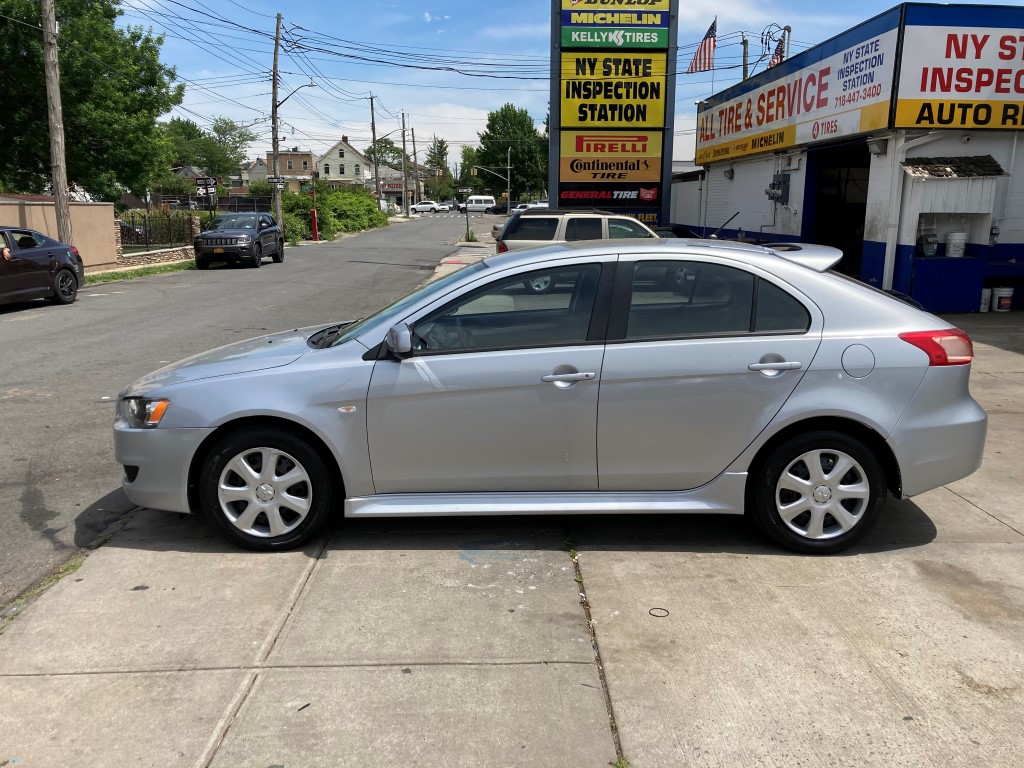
<box><xmin>503</xmin><ymin>216</ymin><xmax>558</xmax><ymax>241</ymax></box>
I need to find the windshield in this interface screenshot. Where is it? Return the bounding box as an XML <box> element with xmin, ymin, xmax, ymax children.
<box><xmin>328</xmin><ymin>261</ymin><xmax>489</xmax><ymax>347</ymax></box>
<box><xmin>208</xmin><ymin>214</ymin><xmax>258</xmax><ymax>231</ymax></box>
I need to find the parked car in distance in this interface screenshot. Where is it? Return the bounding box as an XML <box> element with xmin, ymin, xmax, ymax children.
<box><xmin>113</xmin><ymin>239</ymin><xmax>986</xmax><ymax>555</ymax></box>
<box><xmin>193</xmin><ymin>213</ymin><xmax>284</xmax><ymax>270</ymax></box>
<box><xmin>496</xmin><ymin>208</ymin><xmax>659</xmax><ymax>254</ymax></box>
<box><xmin>458</xmin><ymin>195</ymin><xmax>496</xmax><ymax>213</ymax></box>
<box><xmin>0</xmin><ymin>227</ymin><xmax>84</xmax><ymax>307</ymax></box>
<box><xmin>410</xmin><ymin>200</ymin><xmax>449</xmax><ymax>213</ymax></box>
<box><xmin>486</xmin><ymin>201</ymin><xmax>520</xmax><ymax>215</ymax></box>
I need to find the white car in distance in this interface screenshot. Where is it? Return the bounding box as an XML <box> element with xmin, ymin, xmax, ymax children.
<box><xmin>410</xmin><ymin>200</ymin><xmax>449</xmax><ymax>214</ymax></box>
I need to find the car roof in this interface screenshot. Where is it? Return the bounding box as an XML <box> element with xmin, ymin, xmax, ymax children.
<box><xmin>482</xmin><ymin>238</ymin><xmax>843</xmax><ymax>274</ymax></box>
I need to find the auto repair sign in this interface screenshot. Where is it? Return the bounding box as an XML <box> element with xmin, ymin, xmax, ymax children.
<box><xmin>894</xmin><ymin>4</ymin><xmax>1024</xmax><ymax>129</ymax></box>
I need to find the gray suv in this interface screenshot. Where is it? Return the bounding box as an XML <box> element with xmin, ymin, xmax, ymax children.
<box><xmin>496</xmin><ymin>208</ymin><xmax>658</xmax><ymax>255</ymax></box>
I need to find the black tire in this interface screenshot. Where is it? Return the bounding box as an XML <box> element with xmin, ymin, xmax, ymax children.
<box><xmin>251</xmin><ymin>243</ymin><xmax>262</xmax><ymax>268</ymax></box>
<box><xmin>523</xmin><ymin>275</ymin><xmax>553</xmax><ymax>294</ymax></box>
<box><xmin>430</xmin><ymin>207</ymin><xmax>437</xmax><ymax>213</ymax></box>
<box><xmin>195</xmin><ymin>258</ymin><xmax>210</xmax><ymax>270</ymax></box>
<box><xmin>50</xmin><ymin>269</ymin><xmax>78</xmax><ymax>305</ymax></box>
<box><xmin>198</xmin><ymin>426</ymin><xmax>336</xmax><ymax>551</ymax></box>
<box><xmin>272</xmin><ymin>239</ymin><xmax>284</xmax><ymax>263</ymax></box>
<box><xmin>751</xmin><ymin>431</ymin><xmax>886</xmax><ymax>554</ymax></box>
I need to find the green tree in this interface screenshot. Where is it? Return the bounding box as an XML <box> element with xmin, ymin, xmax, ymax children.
<box><xmin>456</xmin><ymin>146</ymin><xmax>484</xmax><ymax>192</ymax></box>
<box><xmin>424</xmin><ymin>135</ymin><xmax>449</xmax><ymax>176</ymax></box>
<box><xmin>0</xmin><ymin>0</ymin><xmax>183</xmax><ymax>200</ymax></box>
<box><xmin>477</xmin><ymin>104</ymin><xmax>547</xmax><ymax>199</ymax></box>
<box><xmin>161</xmin><ymin>117</ymin><xmax>255</xmax><ymax>179</ymax></box>
<box><xmin>247</xmin><ymin>180</ymin><xmax>273</xmax><ymax>198</ymax></box>
<box><xmin>364</xmin><ymin>137</ymin><xmax>407</xmax><ymax>170</ymax></box>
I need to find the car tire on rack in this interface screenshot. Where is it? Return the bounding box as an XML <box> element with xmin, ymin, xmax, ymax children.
<box><xmin>198</xmin><ymin>425</ymin><xmax>336</xmax><ymax>551</ymax></box>
<box><xmin>523</xmin><ymin>275</ymin><xmax>553</xmax><ymax>294</ymax></box>
<box><xmin>50</xmin><ymin>269</ymin><xmax>78</xmax><ymax>305</ymax></box>
<box><xmin>750</xmin><ymin>431</ymin><xmax>886</xmax><ymax>554</ymax></box>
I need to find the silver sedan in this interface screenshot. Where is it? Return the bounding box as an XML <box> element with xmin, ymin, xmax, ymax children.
<box><xmin>113</xmin><ymin>240</ymin><xmax>986</xmax><ymax>554</ymax></box>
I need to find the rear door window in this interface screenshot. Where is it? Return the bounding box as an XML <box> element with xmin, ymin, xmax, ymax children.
<box><xmin>565</xmin><ymin>218</ymin><xmax>603</xmax><ymax>241</ymax></box>
<box><xmin>503</xmin><ymin>217</ymin><xmax>558</xmax><ymax>241</ymax></box>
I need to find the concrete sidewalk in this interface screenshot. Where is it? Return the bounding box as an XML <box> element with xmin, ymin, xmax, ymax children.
<box><xmin>1</xmin><ymin>288</ymin><xmax>1022</xmax><ymax>764</ymax></box>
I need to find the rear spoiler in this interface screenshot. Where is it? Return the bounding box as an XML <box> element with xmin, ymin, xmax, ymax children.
<box><xmin>767</xmin><ymin>243</ymin><xmax>843</xmax><ymax>272</ymax></box>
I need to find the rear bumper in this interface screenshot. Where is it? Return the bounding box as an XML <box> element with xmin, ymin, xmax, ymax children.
<box><xmin>887</xmin><ymin>366</ymin><xmax>988</xmax><ymax>497</ymax></box>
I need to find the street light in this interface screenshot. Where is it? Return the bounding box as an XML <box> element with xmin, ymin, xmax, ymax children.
<box><xmin>271</xmin><ymin>77</ymin><xmax>315</xmax><ymax>226</ymax></box>
<box><xmin>473</xmin><ymin>146</ymin><xmax>512</xmax><ymax>214</ymax></box>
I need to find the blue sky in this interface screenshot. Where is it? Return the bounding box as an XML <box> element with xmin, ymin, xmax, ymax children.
<box><xmin>118</xmin><ymin>0</ymin><xmax>1023</xmax><ymax>163</ymax></box>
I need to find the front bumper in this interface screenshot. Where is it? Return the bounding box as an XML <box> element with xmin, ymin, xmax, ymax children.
<box><xmin>194</xmin><ymin>242</ymin><xmax>255</xmax><ymax>261</ymax></box>
<box><xmin>113</xmin><ymin>420</ymin><xmax>216</xmax><ymax>513</ymax></box>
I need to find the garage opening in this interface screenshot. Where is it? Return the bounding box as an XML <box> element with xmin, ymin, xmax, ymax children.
<box><xmin>803</xmin><ymin>142</ymin><xmax>871</xmax><ymax>277</ymax></box>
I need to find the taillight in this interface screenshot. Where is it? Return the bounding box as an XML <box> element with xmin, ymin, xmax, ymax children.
<box><xmin>899</xmin><ymin>328</ymin><xmax>974</xmax><ymax>365</ymax></box>
<box><xmin>69</xmin><ymin>246</ymin><xmax>80</xmax><ymax>257</ymax></box>
<box><xmin>497</xmin><ymin>241</ymin><xmax>508</xmax><ymax>253</ymax></box>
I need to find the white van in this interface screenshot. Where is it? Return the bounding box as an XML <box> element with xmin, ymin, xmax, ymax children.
<box><xmin>458</xmin><ymin>195</ymin><xmax>496</xmax><ymax>213</ymax></box>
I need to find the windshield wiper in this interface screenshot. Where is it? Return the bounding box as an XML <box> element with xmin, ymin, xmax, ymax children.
<box><xmin>310</xmin><ymin>319</ymin><xmax>360</xmax><ymax>349</ymax></box>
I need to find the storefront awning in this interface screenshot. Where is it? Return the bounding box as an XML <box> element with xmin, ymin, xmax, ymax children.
<box><xmin>901</xmin><ymin>155</ymin><xmax>1007</xmax><ymax>179</ymax></box>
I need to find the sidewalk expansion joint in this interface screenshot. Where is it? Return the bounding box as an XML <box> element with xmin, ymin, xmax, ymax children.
<box><xmin>566</xmin><ymin>537</ymin><xmax>625</xmax><ymax>762</ymax></box>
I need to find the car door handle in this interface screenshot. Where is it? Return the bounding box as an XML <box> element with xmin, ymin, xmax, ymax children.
<box><xmin>541</xmin><ymin>372</ymin><xmax>596</xmax><ymax>382</ymax></box>
<box><xmin>748</xmin><ymin>361</ymin><xmax>802</xmax><ymax>371</ymax></box>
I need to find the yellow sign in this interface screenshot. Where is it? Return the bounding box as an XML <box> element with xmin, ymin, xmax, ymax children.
<box><xmin>560</xmin><ymin>130</ymin><xmax>662</xmax><ymax>182</ymax></box>
<box><xmin>696</xmin><ymin>126</ymin><xmax>797</xmax><ymax>165</ymax></box>
<box><xmin>561</xmin><ymin>52</ymin><xmax>666</xmax><ymax>128</ymax></box>
<box><xmin>560</xmin><ymin>0</ymin><xmax>670</xmax><ymax>10</ymax></box>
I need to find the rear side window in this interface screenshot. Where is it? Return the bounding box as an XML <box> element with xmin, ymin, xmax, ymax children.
<box><xmin>504</xmin><ymin>217</ymin><xmax>558</xmax><ymax>241</ymax></box>
<box><xmin>755</xmin><ymin>281</ymin><xmax>810</xmax><ymax>332</ymax></box>
<box><xmin>565</xmin><ymin>218</ymin><xmax>602</xmax><ymax>241</ymax></box>
<box><xmin>608</xmin><ymin>218</ymin><xmax>654</xmax><ymax>239</ymax></box>
<box><xmin>11</xmin><ymin>230</ymin><xmax>42</xmax><ymax>249</ymax></box>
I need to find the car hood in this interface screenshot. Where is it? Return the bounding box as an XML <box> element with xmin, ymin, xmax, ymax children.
<box><xmin>120</xmin><ymin>327</ymin><xmax>316</xmax><ymax>396</ymax></box>
<box><xmin>197</xmin><ymin>228</ymin><xmax>260</xmax><ymax>238</ymax></box>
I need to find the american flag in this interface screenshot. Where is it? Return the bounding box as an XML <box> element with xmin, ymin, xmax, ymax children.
<box><xmin>768</xmin><ymin>33</ymin><xmax>786</xmax><ymax>68</ymax></box>
<box><xmin>687</xmin><ymin>19</ymin><xmax>717</xmax><ymax>74</ymax></box>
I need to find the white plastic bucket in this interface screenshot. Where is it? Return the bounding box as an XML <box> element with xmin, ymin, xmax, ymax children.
<box><xmin>980</xmin><ymin>288</ymin><xmax>991</xmax><ymax>312</ymax></box>
<box><xmin>946</xmin><ymin>232</ymin><xmax>968</xmax><ymax>258</ymax></box>
<box><xmin>992</xmin><ymin>287</ymin><xmax>1014</xmax><ymax>312</ymax></box>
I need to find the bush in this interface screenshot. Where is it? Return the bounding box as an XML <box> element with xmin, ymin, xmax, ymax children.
<box><xmin>282</xmin><ymin>212</ymin><xmax>308</xmax><ymax>245</ymax></box>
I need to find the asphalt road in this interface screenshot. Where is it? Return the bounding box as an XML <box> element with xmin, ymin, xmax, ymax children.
<box><xmin>0</xmin><ymin>213</ymin><xmax>478</xmax><ymax>603</ymax></box>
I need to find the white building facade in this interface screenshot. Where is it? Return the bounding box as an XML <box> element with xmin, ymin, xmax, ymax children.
<box><xmin>676</xmin><ymin>3</ymin><xmax>1023</xmax><ymax>312</ymax></box>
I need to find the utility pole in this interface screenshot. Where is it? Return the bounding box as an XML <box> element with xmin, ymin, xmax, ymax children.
<box><xmin>741</xmin><ymin>35</ymin><xmax>749</xmax><ymax>79</ymax></box>
<box><xmin>507</xmin><ymin>147</ymin><xmax>511</xmax><ymax>214</ymax></box>
<box><xmin>401</xmin><ymin>113</ymin><xmax>409</xmax><ymax>216</ymax></box>
<box><xmin>370</xmin><ymin>94</ymin><xmax>381</xmax><ymax>205</ymax></box>
<box><xmin>411</xmin><ymin>127</ymin><xmax>418</xmax><ymax>206</ymax></box>
<box><xmin>271</xmin><ymin>12</ymin><xmax>283</xmax><ymax>226</ymax></box>
<box><xmin>40</xmin><ymin>0</ymin><xmax>72</xmax><ymax>245</ymax></box>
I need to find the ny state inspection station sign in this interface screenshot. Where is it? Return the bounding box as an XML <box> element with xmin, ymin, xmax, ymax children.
<box><xmin>551</xmin><ymin>0</ymin><xmax>677</xmax><ymax>226</ymax></box>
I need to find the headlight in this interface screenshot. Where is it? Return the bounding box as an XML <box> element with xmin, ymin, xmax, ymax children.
<box><xmin>118</xmin><ymin>398</ymin><xmax>170</xmax><ymax>428</ymax></box>
<box><xmin>237</xmin><ymin>235</ymin><xmax>252</xmax><ymax>242</ymax></box>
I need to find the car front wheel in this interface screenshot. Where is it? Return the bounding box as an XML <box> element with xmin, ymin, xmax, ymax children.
<box><xmin>272</xmin><ymin>239</ymin><xmax>284</xmax><ymax>263</ymax></box>
<box><xmin>199</xmin><ymin>426</ymin><xmax>336</xmax><ymax>550</ymax></box>
<box><xmin>751</xmin><ymin>431</ymin><xmax>886</xmax><ymax>554</ymax></box>
<box><xmin>251</xmin><ymin>243</ymin><xmax>262</xmax><ymax>268</ymax></box>
<box><xmin>51</xmin><ymin>269</ymin><xmax>78</xmax><ymax>304</ymax></box>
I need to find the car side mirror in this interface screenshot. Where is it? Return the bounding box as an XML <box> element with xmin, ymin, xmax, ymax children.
<box><xmin>385</xmin><ymin>323</ymin><xmax>413</xmax><ymax>359</ymax></box>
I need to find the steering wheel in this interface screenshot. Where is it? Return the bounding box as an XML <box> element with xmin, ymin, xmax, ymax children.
<box><xmin>412</xmin><ymin>322</ymin><xmax>452</xmax><ymax>351</ymax></box>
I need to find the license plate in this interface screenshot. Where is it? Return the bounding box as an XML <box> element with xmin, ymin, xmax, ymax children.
<box><xmin>213</xmin><ymin>247</ymin><xmax>224</xmax><ymax>254</ymax></box>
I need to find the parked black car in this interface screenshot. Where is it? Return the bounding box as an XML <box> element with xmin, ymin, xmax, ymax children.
<box><xmin>193</xmin><ymin>213</ymin><xmax>284</xmax><ymax>269</ymax></box>
<box><xmin>0</xmin><ymin>227</ymin><xmax>84</xmax><ymax>307</ymax></box>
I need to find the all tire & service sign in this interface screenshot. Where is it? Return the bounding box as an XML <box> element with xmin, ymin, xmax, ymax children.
<box><xmin>549</xmin><ymin>0</ymin><xmax>679</xmax><ymax>227</ymax></box>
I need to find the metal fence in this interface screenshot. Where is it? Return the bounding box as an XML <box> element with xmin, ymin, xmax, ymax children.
<box><xmin>118</xmin><ymin>211</ymin><xmax>194</xmax><ymax>252</ymax></box>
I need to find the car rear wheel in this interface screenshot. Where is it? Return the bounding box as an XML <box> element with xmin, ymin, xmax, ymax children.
<box><xmin>272</xmin><ymin>239</ymin><xmax>284</xmax><ymax>263</ymax></box>
<box><xmin>199</xmin><ymin>426</ymin><xmax>336</xmax><ymax>550</ymax></box>
<box><xmin>251</xmin><ymin>243</ymin><xmax>262</xmax><ymax>268</ymax></box>
<box><xmin>50</xmin><ymin>269</ymin><xmax>78</xmax><ymax>305</ymax></box>
<box><xmin>751</xmin><ymin>431</ymin><xmax>886</xmax><ymax>554</ymax></box>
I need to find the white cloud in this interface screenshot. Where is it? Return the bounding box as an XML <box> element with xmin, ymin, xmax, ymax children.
<box><xmin>424</xmin><ymin>11</ymin><xmax>432</xmax><ymax>22</ymax></box>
